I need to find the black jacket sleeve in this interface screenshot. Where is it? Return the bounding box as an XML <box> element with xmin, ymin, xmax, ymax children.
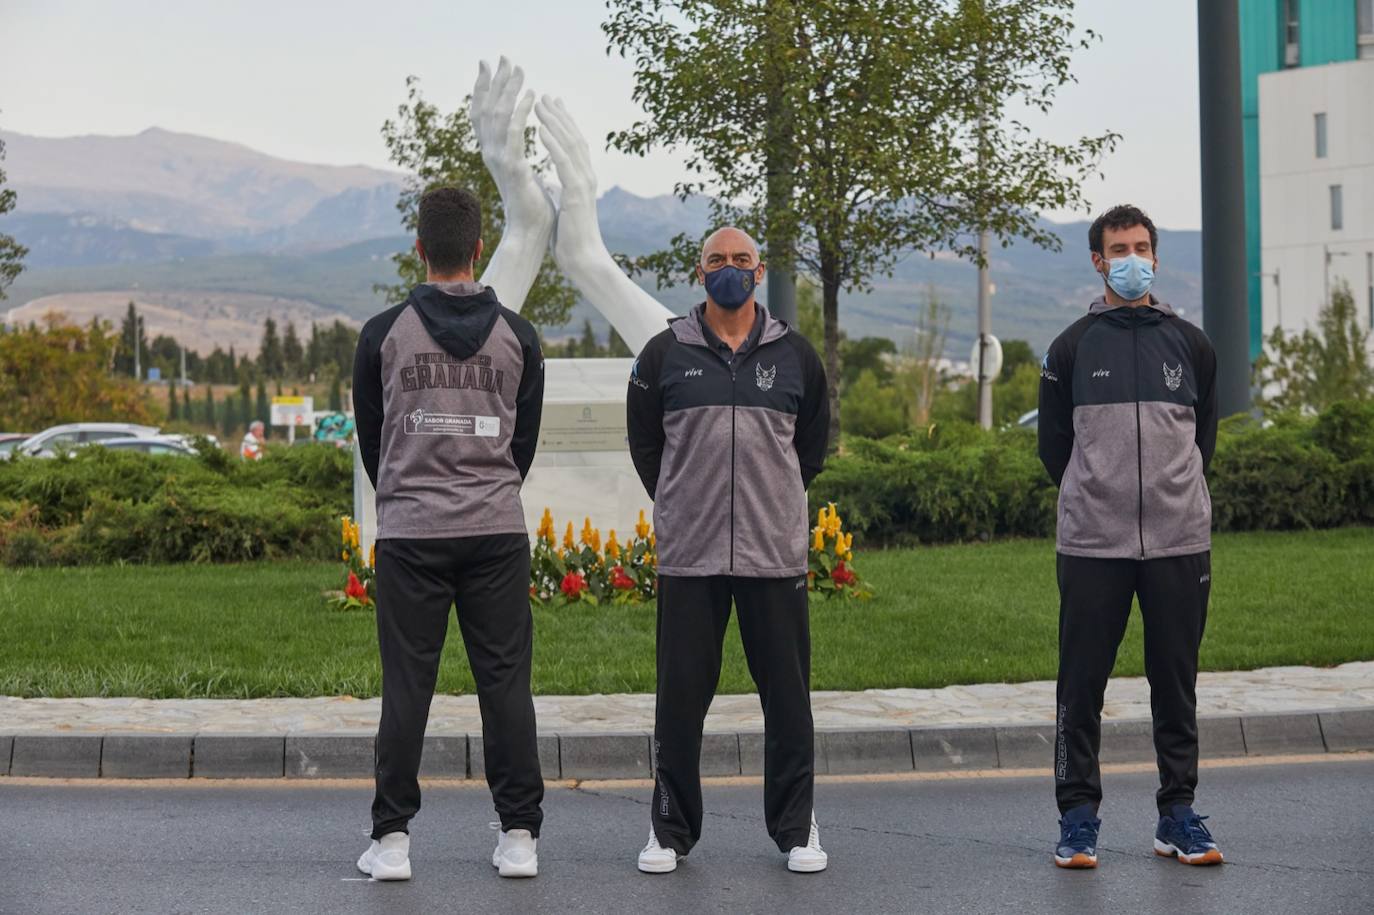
<box><xmin>506</xmin><ymin>312</ymin><xmax>544</xmax><ymax>480</ymax></box>
<box><xmin>790</xmin><ymin>334</ymin><xmax>831</xmax><ymax>489</ymax></box>
<box><xmin>626</xmin><ymin>332</ymin><xmax>668</xmax><ymax>499</ymax></box>
<box><xmin>1191</xmin><ymin>327</ymin><xmax>1219</xmax><ymax>474</ymax></box>
<box><xmin>1037</xmin><ymin>323</ymin><xmax>1081</xmax><ymax>488</ymax></box>
<box><xmin>352</xmin><ymin>317</ymin><xmax>386</xmax><ymax>489</ymax></box>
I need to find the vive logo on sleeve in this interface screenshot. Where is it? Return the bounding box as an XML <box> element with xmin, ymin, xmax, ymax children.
<box><xmin>404</xmin><ymin>408</ymin><xmax>500</xmax><ymax>437</ymax></box>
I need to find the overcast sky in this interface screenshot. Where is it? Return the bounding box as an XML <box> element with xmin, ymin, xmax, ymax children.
<box><xmin>0</xmin><ymin>0</ymin><xmax>1203</xmax><ymax>229</ymax></box>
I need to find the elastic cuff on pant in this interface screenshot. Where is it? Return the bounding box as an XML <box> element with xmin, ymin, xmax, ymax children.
<box><xmin>500</xmin><ymin>821</ymin><xmax>541</xmax><ymax>839</ymax></box>
<box><xmin>653</xmin><ymin>825</ymin><xmax>693</xmax><ymax>856</ymax></box>
<box><xmin>774</xmin><ymin>827</ymin><xmax>810</xmax><ymax>854</ymax></box>
<box><xmin>371</xmin><ymin>823</ymin><xmax>410</xmax><ymax>841</ymax></box>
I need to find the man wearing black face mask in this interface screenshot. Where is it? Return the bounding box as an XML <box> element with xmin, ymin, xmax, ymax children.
<box><xmin>625</xmin><ymin>226</ymin><xmax>831</xmax><ymax>875</ymax></box>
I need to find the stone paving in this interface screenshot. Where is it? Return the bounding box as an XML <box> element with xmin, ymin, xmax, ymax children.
<box><xmin>4</xmin><ymin>661</ymin><xmax>1371</xmax><ymax>735</ymax></box>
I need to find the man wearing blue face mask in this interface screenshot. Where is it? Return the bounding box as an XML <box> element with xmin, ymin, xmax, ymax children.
<box><xmin>625</xmin><ymin>226</ymin><xmax>831</xmax><ymax>875</ymax></box>
<box><xmin>1038</xmin><ymin>205</ymin><xmax>1222</xmax><ymax>870</ymax></box>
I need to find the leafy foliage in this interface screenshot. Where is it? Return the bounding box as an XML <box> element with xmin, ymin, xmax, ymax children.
<box><xmin>0</xmin><ymin>316</ymin><xmax>153</xmax><ymax>429</ymax></box>
<box><xmin>1254</xmin><ymin>281</ymin><xmax>1373</xmax><ymax>414</ymax></box>
<box><xmin>0</xmin><ymin>131</ymin><xmax>27</xmax><ymax>301</ymax></box>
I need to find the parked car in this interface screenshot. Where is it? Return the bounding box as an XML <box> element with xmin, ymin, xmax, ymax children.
<box><xmin>96</xmin><ymin>437</ymin><xmax>198</xmax><ymax>456</ymax></box>
<box><xmin>6</xmin><ymin>423</ymin><xmax>161</xmax><ymax>458</ymax></box>
<box><xmin>0</xmin><ymin>433</ymin><xmax>34</xmax><ymax>456</ymax></box>
<box><xmin>1016</xmin><ymin>409</ymin><xmax>1039</xmax><ymax>430</ymax></box>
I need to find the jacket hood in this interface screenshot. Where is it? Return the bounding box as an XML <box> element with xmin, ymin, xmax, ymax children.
<box><xmin>1088</xmin><ymin>294</ymin><xmax>1176</xmax><ymax>318</ymax></box>
<box><xmin>407</xmin><ymin>283</ymin><xmax>502</xmax><ymax>361</ymax></box>
<box><xmin>669</xmin><ymin>301</ymin><xmax>790</xmax><ymax>348</ymax></box>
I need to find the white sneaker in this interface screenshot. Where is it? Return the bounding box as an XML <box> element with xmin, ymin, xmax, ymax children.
<box><xmin>491</xmin><ymin>828</ymin><xmax>539</xmax><ymax>878</ymax></box>
<box><xmin>357</xmin><ymin>831</ymin><xmax>411</xmax><ymax>881</ymax></box>
<box><xmin>637</xmin><ymin>826</ymin><xmax>679</xmax><ymax>874</ymax></box>
<box><xmin>787</xmin><ymin>815</ymin><xmax>828</xmax><ymax>873</ymax></box>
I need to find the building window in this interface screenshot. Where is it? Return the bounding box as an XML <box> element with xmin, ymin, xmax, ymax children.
<box><xmin>1283</xmin><ymin>0</ymin><xmax>1301</xmax><ymax>66</ymax></box>
<box><xmin>1360</xmin><ymin>0</ymin><xmax>1374</xmax><ymax>58</ymax></box>
<box><xmin>1330</xmin><ymin>186</ymin><xmax>1343</xmax><ymax>231</ymax></box>
<box><xmin>1315</xmin><ymin>113</ymin><xmax>1328</xmax><ymax>158</ymax></box>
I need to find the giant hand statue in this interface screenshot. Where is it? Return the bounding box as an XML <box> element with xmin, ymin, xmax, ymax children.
<box><xmin>535</xmin><ymin>96</ymin><xmax>676</xmax><ymax>355</ymax></box>
<box><xmin>470</xmin><ymin>58</ymin><xmax>556</xmax><ymax>313</ymax></box>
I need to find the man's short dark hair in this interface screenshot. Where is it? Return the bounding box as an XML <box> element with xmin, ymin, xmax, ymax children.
<box><xmin>417</xmin><ymin>186</ymin><xmax>482</xmax><ymax>274</ymax></box>
<box><xmin>1088</xmin><ymin>204</ymin><xmax>1158</xmax><ymax>256</ymax></box>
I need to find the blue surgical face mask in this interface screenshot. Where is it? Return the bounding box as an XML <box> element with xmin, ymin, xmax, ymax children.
<box><xmin>1102</xmin><ymin>253</ymin><xmax>1154</xmax><ymax>302</ymax></box>
<box><xmin>702</xmin><ymin>264</ymin><xmax>758</xmax><ymax>310</ymax></box>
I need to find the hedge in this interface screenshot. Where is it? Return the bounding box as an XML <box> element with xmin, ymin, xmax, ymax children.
<box><xmin>810</xmin><ymin>400</ymin><xmax>1374</xmax><ymax>546</ymax></box>
<box><xmin>0</xmin><ymin>442</ymin><xmax>351</xmax><ymax>566</ymax></box>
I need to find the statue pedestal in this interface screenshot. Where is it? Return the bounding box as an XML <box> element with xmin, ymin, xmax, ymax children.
<box><xmin>353</xmin><ymin>357</ymin><xmax>650</xmax><ymax>554</ymax></box>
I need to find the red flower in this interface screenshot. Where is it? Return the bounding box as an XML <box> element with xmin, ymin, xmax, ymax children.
<box><xmin>345</xmin><ymin>571</ymin><xmax>369</xmax><ymax>601</ymax></box>
<box><xmin>610</xmin><ymin>565</ymin><xmax>635</xmax><ymax>590</ymax></box>
<box><xmin>560</xmin><ymin>571</ymin><xmax>587</xmax><ymax>597</ymax></box>
<box><xmin>831</xmin><ymin>562</ymin><xmax>857</xmax><ymax>587</ymax></box>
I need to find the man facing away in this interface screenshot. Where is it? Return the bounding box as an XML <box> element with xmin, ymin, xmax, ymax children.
<box><xmin>1038</xmin><ymin>204</ymin><xmax>1222</xmax><ymax>870</ymax></box>
<box><xmin>626</xmin><ymin>226</ymin><xmax>831</xmax><ymax>875</ymax></box>
<box><xmin>352</xmin><ymin>186</ymin><xmax>546</xmax><ymax>880</ymax></box>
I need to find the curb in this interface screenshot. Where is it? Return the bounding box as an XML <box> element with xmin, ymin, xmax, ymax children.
<box><xmin>2</xmin><ymin>709</ymin><xmax>1371</xmax><ymax>780</ymax></box>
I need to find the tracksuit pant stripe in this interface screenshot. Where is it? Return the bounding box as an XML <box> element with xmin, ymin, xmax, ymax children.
<box><xmin>1054</xmin><ymin>551</ymin><xmax>1211</xmax><ymax>816</ymax></box>
<box><xmin>652</xmin><ymin>574</ymin><xmax>814</xmax><ymax>855</ymax></box>
<box><xmin>371</xmin><ymin>534</ymin><xmax>544</xmax><ymax>839</ymax></box>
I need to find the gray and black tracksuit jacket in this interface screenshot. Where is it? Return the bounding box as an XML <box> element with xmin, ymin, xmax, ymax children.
<box><xmin>353</xmin><ymin>281</ymin><xmax>544</xmax><ymax>539</ymax></box>
<box><xmin>353</xmin><ymin>282</ymin><xmax>546</xmax><ymax>839</ymax></box>
<box><xmin>1038</xmin><ymin>296</ymin><xmax>1218</xmax><ymax>560</ymax></box>
<box><xmin>626</xmin><ymin>303</ymin><xmax>829</xmax><ymax>578</ymax></box>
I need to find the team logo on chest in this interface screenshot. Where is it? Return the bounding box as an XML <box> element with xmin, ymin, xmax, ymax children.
<box><xmin>1162</xmin><ymin>362</ymin><xmax>1183</xmax><ymax>392</ymax></box>
<box><xmin>755</xmin><ymin>363</ymin><xmax>776</xmax><ymax>391</ymax></box>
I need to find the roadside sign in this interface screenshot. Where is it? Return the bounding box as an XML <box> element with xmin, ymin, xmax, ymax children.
<box><xmin>270</xmin><ymin>396</ymin><xmax>314</xmax><ymax>427</ymax></box>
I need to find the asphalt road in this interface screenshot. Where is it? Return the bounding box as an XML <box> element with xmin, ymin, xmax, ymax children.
<box><xmin>1</xmin><ymin>756</ymin><xmax>1371</xmax><ymax>915</ymax></box>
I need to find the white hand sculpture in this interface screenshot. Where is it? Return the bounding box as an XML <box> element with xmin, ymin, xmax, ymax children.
<box><xmin>471</xmin><ymin>57</ymin><xmax>555</xmax><ymax>313</ymax></box>
<box><xmin>535</xmin><ymin>95</ymin><xmax>675</xmax><ymax>355</ymax></box>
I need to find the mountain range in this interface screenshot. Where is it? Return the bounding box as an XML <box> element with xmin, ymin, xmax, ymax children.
<box><xmin>0</xmin><ymin>127</ymin><xmax>1203</xmax><ymax>355</ymax></box>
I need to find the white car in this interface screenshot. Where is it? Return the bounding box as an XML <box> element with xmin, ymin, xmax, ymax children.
<box><xmin>98</xmin><ymin>437</ymin><xmax>198</xmax><ymax>456</ymax></box>
<box><xmin>8</xmin><ymin>422</ymin><xmax>162</xmax><ymax>458</ymax></box>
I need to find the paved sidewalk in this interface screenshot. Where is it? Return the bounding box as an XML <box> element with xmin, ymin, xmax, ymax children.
<box><xmin>3</xmin><ymin>663</ymin><xmax>1371</xmax><ymax>779</ymax></box>
<box><xmin>4</xmin><ymin>662</ymin><xmax>1373</xmax><ymax>734</ymax></box>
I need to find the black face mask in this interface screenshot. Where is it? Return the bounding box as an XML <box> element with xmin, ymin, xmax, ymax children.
<box><xmin>703</xmin><ymin>264</ymin><xmax>757</xmax><ymax>310</ymax></box>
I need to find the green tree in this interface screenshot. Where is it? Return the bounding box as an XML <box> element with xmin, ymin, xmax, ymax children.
<box><xmin>839</xmin><ymin>337</ymin><xmax>897</xmax><ymax>390</ymax></box>
<box><xmin>842</xmin><ymin>369</ymin><xmax>907</xmax><ymax>438</ymax></box>
<box><xmin>578</xmin><ymin>319</ymin><xmax>600</xmax><ymax>358</ymax></box>
<box><xmin>221</xmin><ymin>393</ymin><xmax>240</xmax><ymax>438</ymax></box>
<box><xmin>1255</xmin><ymin>281</ymin><xmax>1373</xmax><ymax>414</ymax></box>
<box><xmin>0</xmin><ymin>131</ymin><xmax>26</xmax><ymax>301</ymax></box>
<box><xmin>897</xmin><ymin>287</ymin><xmax>951</xmax><ymax>427</ymax></box>
<box><xmin>168</xmin><ymin>382</ymin><xmax>180</xmax><ymax>422</ymax></box>
<box><xmin>113</xmin><ymin>301</ymin><xmax>147</xmax><ymax>378</ymax></box>
<box><xmin>258</xmin><ymin>317</ymin><xmax>284</xmax><ymax>379</ymax></box>
<box><xmin>329</xmin><ymin>374</ymin><xmax>343</xmax><ymax>412</ymax></box>
<box><xmin>255</xmin><ymin>380</ymin><xmax>270</xmax><ymax>432</ymax></box>
<box><xmin>604</xmin><ymin>0</ymin><xmax>1116</xmax><ymax>446</ymax></box>
<box><xmin>282</xmin><ymin>321</ymin><xmax>304</xmax><ymax>379</ymax></box>
<box><xmin>608</xmin><ymin>327</ymin><xmax>633</xmax><ymax>358</ymax></box>
<box><xmin>0</xmin><ymin>316</ymin><xmax>152</xmax><ymax>427</ymax></box>
<box><xmin>379</xmin><ymin>76</ymin><xmax>575</xmax><ymax>328</ymax></box>
<box><xmin>239</xmin><ymin>380</ymin><xmax>251</xmax><ymax>427</ymax></box>
<box><xmin>998</xmin><ymin>338</ymin><xmax>1036</xmax><ymax>384</ymax></box>
<box><xmin>203</xmin><ymin>385</ymin><xmax>216</xmax><ymax>428</ymax></box>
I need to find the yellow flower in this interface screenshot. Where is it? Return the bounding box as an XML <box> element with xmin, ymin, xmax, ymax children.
<box><xmin>816</xmin><ymin>506</ymin><xmax>827</xmax><ymax>529</ymax></box>
<box><xmin>342</xmin><ymin>550</ymin><xmax>349</xmax><ymax>562</ymax></box>
<box><xmin>606</xmin><ymin>529</ymin><xmax>621</xmax><ymax>560</ymax></box>
<box><xmin>538</xmin><ymin>507</ymin><xmax>554</xmax><ymax>540</ymax></box>
<box><xmin>581</xmin><ymin>516</ymin><xmax>597</xmax><ymax>548</ymax></box>
<box><xmin>563</xmin><ymin>521</ymin><xmax>576</xmax><ymax>551</ymax></box>
<box><xmin>844</xmin><ymin>532</ymin><xmax>854</xmax><ymax>551</ymax></box>
<box><xmin>340</xmin><ymin>517</ymin><xmax>349</xmax><ymax>546</ymax></box>
<box><xmin>812</xmin><ymin>526</ymin><xmax>825</xmax><ymax>551</ymax></box>
<box><xmin>825</xmin><ymin>503</ymin><xmax>842</xmax><ymax>537</ymax></box>
<box><xmin>635</xmin><ymin>509</ymin><xmax>651</xmax><ymax>541</ymax></box>
<box><xmin>843</xmin><ymin>550</ymin><xmax>853</xmax><ymax>562</ymax></box>
<box><xmin>368</xmin><ymin>544</ymin><xmax>375</xmax><ymax>569</ymax></box>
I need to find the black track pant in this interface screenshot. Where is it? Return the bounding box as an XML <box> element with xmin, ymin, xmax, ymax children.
<box><xmin>371</xmin><ymin>534</ymin><xmax>543</xmax><ymax>840</ymax></box>
<box><xmin>1054</xmin><ymin>551</ymin><xmax>1211</xmax><ymax>817</ymax></box>
<box><xmin>652</xmin><ymin>574</ymin><xmax>814</xmax><ymax>855</ymax></box>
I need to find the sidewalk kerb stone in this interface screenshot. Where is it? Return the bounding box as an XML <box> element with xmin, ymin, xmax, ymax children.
<box><xmin>11</xmin><ymin>734</ymin><xmax>102</xmax><ymax>778</ymax></box>
<box><xmin>909</xmin><ymin>726</ymin><xmax>998</xmax><ymax>771</ymax></box>
<box><xmin>698</xmin><ymin>732</ymin><xmax>741</xmax><ymax>777</ymax></box>
<box><xmin>1100</xmin><ymin>719</ymin><xmax>1157</xmax><ymax>764</ymax></box>
<box><xmin>1316</xmin><ymin>708</ymin><xmax>1374</xmax><ymax>752</ymax></box>
<box><xmin>559</xmin><ymin>732</ymin><xmax>650</xmax><ymax>780</ymax></box>
<box><xmin>101</xmin><ymin>733</ymin><xmax>193</xmax><ymax>778</ymax></box>
<box><xmin>1</xmin><ymin>735</ymin><xmax>13</xmax><ymax>776</ymax></box>
<box><xmin>993</xmin><ymin>724</ymin><xmax>1056</xmax><ymax>771</ymax></box>
<box><xmin>419</xmin><ymin>732</ymin><xmax>466</xmax><ymax>779</ymax></box>
<box><xmin>1198</xmin><ymin>716</ymin><xmax>1247</xmax><ymax>758</ymax></box>
<box><xmin>286</xmin><ymin>732</ymin><xmax>374</xmax><ymax>778</ymax></box>
<box><xmin>1241</xmin><ymin>713</ymin><xmax>1325</xmax><ymax>756</ymax></box>
<box><xmin>739</xmin><ymin>732</ymin><xmax>829</xmax><ymax>776</ymax></box>
<box><xmin>822</xmin><ymin>728</ymin><xmax>914</xmax><ymax>774</ymax></box>
<box><xmin>193</xmin><ymin>734</ymin><xmax>285</xmax><ymax>778</ymax></box>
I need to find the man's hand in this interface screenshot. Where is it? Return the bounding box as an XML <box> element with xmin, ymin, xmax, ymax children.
<box><xmin>536</xmin><ymin>95</ymin><xmax>674</xmax><ymax>353</ymax></box>
<box><xmin>470</xmin><ymin>58</ymin><xmax>554</xmax><ymax>311</ymax></box>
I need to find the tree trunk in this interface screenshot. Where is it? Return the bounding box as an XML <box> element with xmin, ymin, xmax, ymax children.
<box><xmin>820</xmin><ymin>257</ymin><xmax>842</xmax><ymax>452</ymax></box>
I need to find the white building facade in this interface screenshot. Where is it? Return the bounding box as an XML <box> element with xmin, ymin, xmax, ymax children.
<box><xmin>1258</xmin><ymin>58</ymin><xmax>1374</xmax><ymax>351</ymax></box>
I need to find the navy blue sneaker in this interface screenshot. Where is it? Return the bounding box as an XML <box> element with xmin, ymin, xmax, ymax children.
<box><xmin>1054</xmin><ymin>804</ymin><xmax>1101</xmax><ymax>869</ymax></box>
<box><xmin>1154</xmin><ymin>805</ymin><xmax>1224</xmax><ymax>865</ymax></box>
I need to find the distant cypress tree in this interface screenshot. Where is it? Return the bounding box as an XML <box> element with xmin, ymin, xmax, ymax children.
<box><xmin>329</xmin><ymin>374</ymin><xmax>343</xmax><ymax>411</ymax></box>
<box><xmin>222</xmin><ymin>394</ymin><xmax>239</xmax><ymax>438</ymax></box>
<box><xmin>168</xmin><ymin>383</ymin><xmax>180</xmax><ymax>422</ymax></box>
<box><xmin>255</xmin><ymin>381</ymin><xmax>269</xmax><ymax>438</ymax></box>
<box><xmin>204</xmin><ymin>386</ymin><xmax>216</xmax><ymax>428</ymax></box>
<box><xmin>239</xmin><ymin>380</ymin><xmax>251</xmax><ymax>425</ymax></box>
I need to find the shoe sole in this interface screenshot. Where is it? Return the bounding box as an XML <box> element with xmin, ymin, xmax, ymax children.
<box><xmin>1054</xmin><ymin>852</ymin><xmax>1098</xmax><ymax>869</ymax></box>
<box><xmin>638</xmin><ymin>857</ymin><xmax>678</xmax><ymax>874</ymax></box>
<box><xmin>492</xmin><ymin>853</ymin><xmax>538</xmax><ymax>878</ymax></box>
<box><xmin>1154</xmin><ymin>839</ymin><xmax>1223</xmax><ymax>865</ymax></box>
<box><xmin>360</xmin><ymin>858</ymin><xmax>412</xmax><ymax>881</ymax></box>
<box><xmin>787</xmin><ymin>859</ymin><xmax>828</xmax><ymax>873</ymax></box>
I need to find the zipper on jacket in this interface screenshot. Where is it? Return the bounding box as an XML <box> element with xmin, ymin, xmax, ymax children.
<box><xmin>729</xmin><ymin>367</ymin><xmax>737</xmax><ymax>574</ymax></box>
<box><xmin>1133</xmin><ymin>322</ymin><xmax>1145</xmax><ymax>559</ymax></box>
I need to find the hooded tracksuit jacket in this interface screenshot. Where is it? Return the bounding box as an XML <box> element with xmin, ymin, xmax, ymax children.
<box><xmin>1038</xmin><ymin>295</ymin><xmax>1218</xmax><ymax>817</ymax></box>
<box><xmin>627</xmin><ymin>302</ymin><xmax>829</xmax><ymax>855</ymax></box>
<box><xmin>353</xmin><ymin>281</ymin><xmax>545</xmax><ymax>840</ymax></box>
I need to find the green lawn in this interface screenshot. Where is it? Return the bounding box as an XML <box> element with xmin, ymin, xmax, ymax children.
<box><xmin>3</xmin><ymin>528</ymin><xmax>1372</xmax><ymax>699</ymax></box>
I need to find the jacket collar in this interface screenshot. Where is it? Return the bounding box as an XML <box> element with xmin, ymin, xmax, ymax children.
<box><xmin>1089</xmin><ymin>293</ymin><xmax>1176</xmax><ymax>318</ymax></box>
<box><xmin>669</xmin><ymin>301</ymin><xmax>789</xmax><ymax>352</ymax></box>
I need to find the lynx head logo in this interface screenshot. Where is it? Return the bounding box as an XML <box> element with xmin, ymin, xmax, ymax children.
<box><xmin>755</xmin><ymin>363</ymin><xmax>776</xmax><ymax>391</ymax></box>
<box><xmin>1163</xmin><ymin>362</ymin><xmax>1183</xmax><ymax>392</ymax></box>
<box><xmin>407</xmin><ymin>408</ymin><xmax>425</xmax><ymax>430</ymax></box>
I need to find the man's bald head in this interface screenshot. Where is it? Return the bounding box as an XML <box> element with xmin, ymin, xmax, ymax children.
<box><xmin>700</xmin><ymin>227</ymin><xmax>760</xmax><ymax>270</ymax></box>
